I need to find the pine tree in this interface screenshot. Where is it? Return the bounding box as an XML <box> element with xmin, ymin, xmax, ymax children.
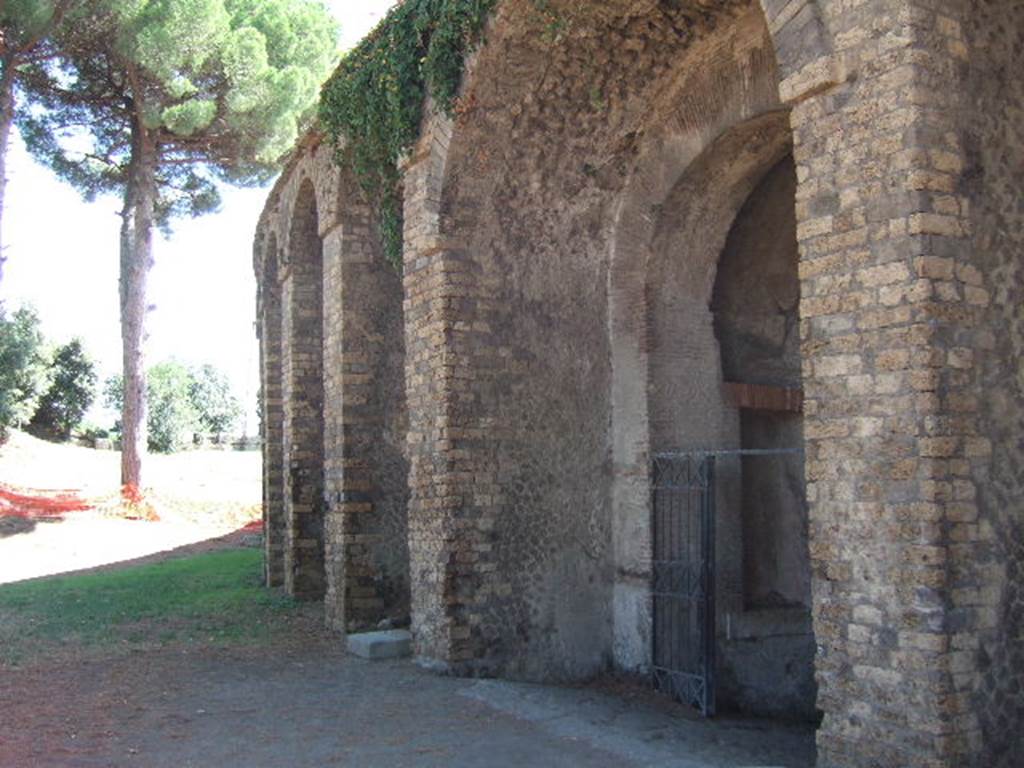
<box><xmin>18</xmin><ymin>0</ymin><xmax>337</xmax><ymax>493</ymax></box>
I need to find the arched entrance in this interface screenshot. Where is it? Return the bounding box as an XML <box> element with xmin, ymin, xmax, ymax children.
<box><xmin>643</xmin><ymin>114</ymin><xmax>816</xmax><ymax>720</ymax></box>
<box><xmin>708</xmin><ymin>153</ymin><xmax>816</xmax><ymax>719</ymax></box>
<box><xmin>605</xmin><ymin>0</ymin><xmax>818</xmax><ymax>721</ymax></box>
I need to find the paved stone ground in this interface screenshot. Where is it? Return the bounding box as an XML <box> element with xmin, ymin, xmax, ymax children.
<box><xmin>1</xmin><ymin>644</ymin><xmax>815</xmax><ymax>768</ymax></box>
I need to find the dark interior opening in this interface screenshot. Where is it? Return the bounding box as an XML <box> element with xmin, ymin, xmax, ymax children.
<box><xmin>711</xmin><ymin>154</ymin><xmax>818</xmax><ymax>720</ymax></box>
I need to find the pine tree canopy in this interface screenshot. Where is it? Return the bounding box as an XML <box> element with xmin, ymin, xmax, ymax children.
<box><xmin>17</xmin><ymin>0</ymin><xmax>338</xmax><ymax>226</ymax></box>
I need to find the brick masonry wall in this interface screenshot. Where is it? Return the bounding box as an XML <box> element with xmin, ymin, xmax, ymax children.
<box><xmin>282</xmin><ymin>179</ymin><xmax>326</xmax><ymax>600</ymax></box>
<box><xmin>401</xmin><ymin>113</ymin><xmax>492</xmax><ymax>665</ymax></box>
<box><xmin>254</xmin><ymin>0</ymin><xmax>1021</xmax><ymax>764</ymax></box>
<box><xmin>257</xmin><ymin>137</ymin><xmax>410</xmax><ymax>628</ymax></box>
<box><xmin>399</xmin><ymin>1</ymin><xmax>760</xmax><ymax>677</ymax></box>
<box><xmin>397</xmin><ymin>0</ymin><xmax>1011</xmax><ymax>760</ymax></box>
<box><xmin>258</xmin><ymin>236</ymin><xmax>285</xmax><ymax>587</ymax></box>
<box><xmin>323</xmin><ymin>189</ymin><xmax>410</xmax><ymax>633</ymax></box>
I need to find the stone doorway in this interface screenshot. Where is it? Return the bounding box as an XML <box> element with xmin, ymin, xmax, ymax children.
<box><xmin>614</xmin><ymin>112</ymin><xmax>818</xmax><ymax>722</ymax></box>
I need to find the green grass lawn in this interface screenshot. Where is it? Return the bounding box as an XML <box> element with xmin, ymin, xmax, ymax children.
<box><xmin>0</xmin><ymin>548</ymin><xmax>304</xmax><ymax>667</ymax></box>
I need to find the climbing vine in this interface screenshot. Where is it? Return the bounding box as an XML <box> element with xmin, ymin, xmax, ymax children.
<box><xmin>318</xmin><ymin>0</ymin><xmax>497</xmax><ymax>268</ymax></box>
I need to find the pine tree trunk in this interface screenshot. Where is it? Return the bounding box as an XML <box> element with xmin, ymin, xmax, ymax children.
<box><xmin>0</xmin><ymin>56</ymin><xmax>16</xmax><ymax>291</ymax></box>
<box><xmin>119</xmin><ymin>118</ymin><xmax>156</xmax><ymax>494</ymax></box>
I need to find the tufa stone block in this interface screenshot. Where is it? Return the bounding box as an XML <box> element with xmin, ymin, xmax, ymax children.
<box><xmin>347</xmin><ymin>629</ymin><xmax>413</xmax><ymax>660</ymax></box>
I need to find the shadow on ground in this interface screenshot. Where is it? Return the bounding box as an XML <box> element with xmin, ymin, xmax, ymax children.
<box><xmin>0</xmin><ymin>484</ymin><xmax>92</xmax><ymax>539</ymax></box>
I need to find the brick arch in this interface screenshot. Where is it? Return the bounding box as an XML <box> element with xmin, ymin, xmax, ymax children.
<box><xmin>253</xmin><ymin>225</ymin><xmax>272</xmax><ymax>293</ymax></box>
<box><xmin>320</xmin><ymin>163</ymin><xmax>412</xmax><ymax>635</ymax></box>
<box><xmin>612</xmin><ymin>108</ymin><xmax>804</xmax><ymax>704</ymax></box>
<box><xmin>256</xmin><ymin>128</ymin><xmax>413</xmax><ymax>629</ymax></box>
<box><xmin>753</xmin><ymin>0</ymin><xmax>841</xmax><ymax>104</ymax></box>
<box><xmin>270</xmin><ymin>139</ymin><xmax>346</xmax><ymax>270</ymax></box>
<box><xmin>396</xmin><ymin>0</ymin><xmax>839</xmax><ymax>676</ymax></box>
<box><xmin>606</xmin><ymin>5</ymin><xmax>793</xmax><ymax>666</ymax></box>
<box><xmin>398</xmin><ymin>106</ymin><xmax>458</xmax><ymax>662</ymax></box>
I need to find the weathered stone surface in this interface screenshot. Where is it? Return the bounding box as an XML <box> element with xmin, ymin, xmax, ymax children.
<box><xmin>958</xmin><ymin>3</ymin><xmax>1024</xmax><ymax>765</ymax></box>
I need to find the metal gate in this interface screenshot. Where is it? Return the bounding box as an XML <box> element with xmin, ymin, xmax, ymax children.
<box><xmin>652</xmin><ymin>452</ymin><xmax>716</xmax><ymax>716</ymax></box>
<box><xmin>652</xmin><ymin>447</ymin><xmax>806</xmax><ymax>716</ymax></box>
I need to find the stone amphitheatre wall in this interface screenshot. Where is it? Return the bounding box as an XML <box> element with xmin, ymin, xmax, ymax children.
<box><xmin>255</xmin><ymin>2</ymin><xmax>1023</xmax><ymax>766</ymax></box>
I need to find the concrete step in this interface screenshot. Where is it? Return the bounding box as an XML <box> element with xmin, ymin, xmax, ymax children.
<box><xmin>347</xmin><ymin>629</ymin><xmax>412</xmax><ymax>660</ymax></box>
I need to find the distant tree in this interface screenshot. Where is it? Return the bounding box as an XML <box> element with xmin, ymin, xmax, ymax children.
<box><xmin>0</xmin><ymin>0</ymin><xmax>76</xmax><ymax>288</ymax></box>
<box><xmin>188</xmin><ymin>363</ymin><xmax>241</xmax><ymax>439</ymax></box>
<box><xmin>105</xmin><ymin>360</ymin><xmax>200</xmax><ymax>454</ymax></box>
<box><xmin>20</xmin><ymin>1</ymin><xmax>337</xmax><ymax>493</ymax></box>
<box><xmin>102</xmin><ymin>374</ymin><xmax>123</xmax><ymax>418</ymax></box>
<box><xmin>30</xmin><ymin>337</ymin><xmax>97</xmax><ymax>439</ymax></box>
<box><xmin>0</xmin><ymin>306</ymin><xmax>51</xmax><ymax>437</ymax></box>
<box><xmin>146</xmin><ymin>361</ymin><xmax>201</xmax><ymax>453</ymax></box>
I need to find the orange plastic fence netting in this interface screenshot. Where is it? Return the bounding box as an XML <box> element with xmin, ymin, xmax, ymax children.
<box><xmin>0</xmin><ymin>484</ymin><xmax>93</xmax><ymax>519</ymax></box>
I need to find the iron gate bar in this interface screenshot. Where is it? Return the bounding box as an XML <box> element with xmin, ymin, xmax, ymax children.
<box><xmin>702</xmin><ymin>455</ymin><xmax>716</xmax><ymax>717</ymax></box>
<box><xmin>651</xmin><ymin>452</ymin><xmax>716</xmax><ymax>717</ymax></box>
<box><xmin>651</xmin><ymin>447</ymin><xmax>802</xmax><ymax>718</ymax></box>
<box><xmin>654</xmin><ymin>448</ymin><xmax>804</xmax><ymax>457</ymax></box>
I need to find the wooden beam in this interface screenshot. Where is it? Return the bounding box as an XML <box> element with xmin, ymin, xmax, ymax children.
<box><xmin>724</xmin><ymin>381</ymin><xmax>803</xmax><ymax>413</ymax></box>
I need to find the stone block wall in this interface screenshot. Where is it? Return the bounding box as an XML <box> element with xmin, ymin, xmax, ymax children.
<box><xmin>788</xmin><ymin>1</ymin><xmax>960</xmax><ymax>761</ymax></box>
<box><xmin>783</xmin><ymin>1</ymin><xmax>1019</xmax><ymax>765</ymax></box>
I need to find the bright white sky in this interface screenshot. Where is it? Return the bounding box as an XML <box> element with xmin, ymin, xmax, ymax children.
<box><xmin>0</xmin><ymin>0</ymin><xmax>395</xmax><ymax>434</ymax></box>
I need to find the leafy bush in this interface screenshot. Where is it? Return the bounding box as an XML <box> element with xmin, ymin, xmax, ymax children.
<box><xmin>30</xmin><ymin>338</ymin><xmax>97</xmax><ymax>440</ymax></box>
<box><xmin>0</xmin><ymin>307</ymin><xmax>52</xmax><ymax>438</ymax></box>
<box><xmin>76</xmin><ymin>423</ymin><xmax>110</xmax><ymax>444</ymax></box>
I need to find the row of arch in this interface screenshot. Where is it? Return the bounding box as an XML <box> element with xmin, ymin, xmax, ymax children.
<box><xmin>258</xmin><ymin>163</ymin><xmax>409</xmax><ymax>630</ymax></box>
<box><xmin>253</xmin><ymin>1</ymin><xmax>1008</xmax><ymax>765</ymax></box>
<box><xmin>260</xmin><ymin>179</ymin><xmax>324</xmax><ymax>598</ymax></box>
<box><xmin>254</xmin><ymin>0</ymin><xmax>819</xmax><ymax>726</ymax></box>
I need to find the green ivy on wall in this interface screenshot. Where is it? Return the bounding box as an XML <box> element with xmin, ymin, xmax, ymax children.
<box><xmin>319</xmin><ymin>0</ymin><xmax>497</xmax><ymax>269</ymax></box>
